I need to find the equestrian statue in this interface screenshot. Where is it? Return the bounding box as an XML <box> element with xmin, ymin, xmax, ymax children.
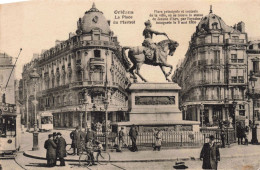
<box><xmin>122</xmin><ymin>20</ymin><xmax>179</xmax><ymax>82</ymax></box>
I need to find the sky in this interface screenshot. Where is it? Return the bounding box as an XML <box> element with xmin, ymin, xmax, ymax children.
<box><xmin>1</xmin><ymin>0</ymin><xmax>260</xmax><ymax>82</ymax></box>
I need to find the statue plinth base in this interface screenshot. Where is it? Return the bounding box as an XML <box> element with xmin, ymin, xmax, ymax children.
<box><xmin>123</xmin><ymin>82</ymin><xmax>200</xmax><ymax>132</ymax></box>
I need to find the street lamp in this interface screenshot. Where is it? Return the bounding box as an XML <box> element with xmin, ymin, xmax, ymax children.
<box><xmin>82</xmin><ymin>88</ymin><xmax>89</xmax><ymax>130</ymax></box>
<box><xmin>29</xmin><ymin>68</ymin><xmax>40</xmax><ymax>151</ymax></box>
<box><xmin>200</xmin><ymin>103</ymin><xmax>204</xmax><ymax>127</ymax></box>
<box><xmin>232</xmin><ymin>100</ymin><xmax>237</xmax><ymax>140</ymax></box>
<box><xmin>249</xmin><ymin>71</ymin><xmax>258</xmax><ymax>144</ymax></box>
<box><xmin>182</xmin><ymin>105</ymin><xmax>187</xmax><ymax>120</ymax></box>
<box><xmin>104</xmin><ymin>97</ymin><xmax>109</xmax><ymax>151</ymax></box>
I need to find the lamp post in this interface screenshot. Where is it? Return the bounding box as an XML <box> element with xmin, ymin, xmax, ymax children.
<box><xmin>104</xmin><ymin>97</ymin><xmax>109</xmax><ymax>151</ymax></box>
<box><xmin>200</xmin><ymin>103</ymin><xmax>204</xmax><ymax>127</ymax></box>
<box><xmin>30</xmin><ymin>68</ymin><xmax>40</xmax><ymax>151</ymax></box>
<box><xmin>82</xmin><ymin>88</ymin><xmax>88</xmax><ymax>130</ymax></box>
<box><xmin>182</xmin><ymin>105</ymin><xmax>187</xmax><ymax>120</ymax></box>
<box><xmin>232</xmin><ymin>100</ymin><xmax>237</xmax><ymax>140</ymax></box>
<box><xmin>249</xmin><ymin>71</ymin><xmax>258</xmax><ymax>144</ymax></box>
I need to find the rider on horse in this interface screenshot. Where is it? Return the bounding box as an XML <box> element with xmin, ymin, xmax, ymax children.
<box><xmin>142</xmin><ymin>20</ymin><xmax>167</xmax><ymax>63</ymax></box>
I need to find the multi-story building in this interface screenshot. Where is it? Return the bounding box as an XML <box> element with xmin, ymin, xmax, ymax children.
<box><xmin>172</xmin><ymin>9</ymin><xmax>248</xmax><ymax>127</ymax></box>
<box><xmin>247</xmin><ymin>41</ymin><xmax>260</xmax><ymax>125</ymax></box>
<box><xmin>0</xmin><ymin>52</ymin><xmax>16</xmax><ymax>104</ymax></box>
<box><xmin>21</xmin><ymin>4</ymin><xmax>130</xmax><ymax>128</ymax></box>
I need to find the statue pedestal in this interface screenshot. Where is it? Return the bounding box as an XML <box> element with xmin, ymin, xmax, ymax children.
<box><xmin>123</xmin><ymin>82</ymin><xmax>200</xmax><ymax>132</ymax></box>
<box><xmin>129</xmin><ymin>82</ymin><xmax>182</xmax><ymax>122</ymax></box>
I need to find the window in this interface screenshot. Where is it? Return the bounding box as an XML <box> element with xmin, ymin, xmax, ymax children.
<box><xmin>249</xmin><ymin>45</ymin><xmax>253</xmax><ymax>50</ymax></box>
<box><xmin>231</xmin><ymin>54</ymin><xmax>237</xmax><ymax>63</ymax></box>
<box><xmin>91</xmin><ymin>65</ymin><xmax>103</xmax><ymax>81</ymax></box>
<box><xmin>212</xmin><ymin>23</ymin><xmax>218</xmax><ymax>29</ymax></box>
<box><xmin>94</xmin><ymin>50</ymin><xmax>101</xmax><ymax>58</ymax></box>
<box><xmin>239</xmin><ymin>105</ymin><xmax>245</xmax><ymax>116</ymax></box>
<box><xmin>231</xmin><ymin>76</ymin><xmax>237</xmax><ymax>83</ymax></box>
<box><xmin>258</xmin><ymin>43</ymin><xmax>260</xmax><ymax>49</ymax></box>
<box><xmin>253</xmin><ymin>60</ymin><xmax>259</xmax><ymax>73</ymax></box>
<box><xmin>213</xmin><ymin>51</ymin><xmax>220</xmax><ymax>64</ymax></box>
<box><xmin>238</xmin><ymin>76</ymin><xmax>244</xmax><ymax>83</ymax></box>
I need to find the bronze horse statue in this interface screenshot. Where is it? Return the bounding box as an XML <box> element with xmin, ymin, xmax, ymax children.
<box><xmin>122</xmin><ymin>39</ymin><xmax>179</xmax><ymax>82</ymax></box>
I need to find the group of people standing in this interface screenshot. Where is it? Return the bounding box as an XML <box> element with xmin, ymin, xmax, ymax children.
<box><xmin>44</xmin><ymin>132</ymin><xmax>67</xmax><ymax>167</ymax></box>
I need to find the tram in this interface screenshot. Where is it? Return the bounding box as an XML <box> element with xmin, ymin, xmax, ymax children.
<box><xmin>0</xmin><ymin>104</ymin><xmax>21</xmax><ymax>156</ymax></box>
<box><xmin>39</xmin><ymin>111</ymin><xmax>53</xmax><ymax>132</ymax></box>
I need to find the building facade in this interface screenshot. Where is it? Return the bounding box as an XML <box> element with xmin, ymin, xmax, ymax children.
<box><xmin>21</xmin><ymin>4</ymin><xmax>130</xmax><ymax>128</ymax></box>
<box><xmin>0</xmin><ymin>52</ymin><xmax>16</xmax><ymax>104</ymax></box>
<box><xmin>172</xmin><ymin>9</ymin><xmax>248</xmax><ymax>127</ymax></box>
<box><xmin>247</xmin><ymin>41</ymin><xmax>260</xmax><ymax>125</ymax></box>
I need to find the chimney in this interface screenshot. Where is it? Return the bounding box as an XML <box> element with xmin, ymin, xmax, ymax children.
<box><xmin>237</xmin><ymin>21</ymin><xmax>245</xmax><ymax>33</ymax></box>
<box><xmin>107</xmin><ymin>20</ymin><xmax>111</xmax><ymax>26</ymax></box>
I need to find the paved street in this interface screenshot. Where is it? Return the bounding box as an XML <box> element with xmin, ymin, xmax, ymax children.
<box><xmin>2</xmin><ymin>155</ymin><xmax>260</xmax><ymax>170</ymax></box>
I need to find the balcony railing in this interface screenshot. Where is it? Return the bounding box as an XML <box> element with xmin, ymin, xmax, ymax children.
<box><xmin>231</xmin><ymin>59</ymin><xmax>244</xmax><ymax>63</ymax></box>
<box><xmin>226</xmin><ymin>39</ymin><xmax>245</xmax><ymax>44</ymax></box>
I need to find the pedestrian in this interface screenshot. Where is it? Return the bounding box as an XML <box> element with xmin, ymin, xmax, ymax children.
<box><xmin>153</xmin><ymin>129</ymin><xmax>162</xmax><ymax>151</ymax></box>
<box><xmin>237</xmin><ymin>122</ymin><xmax>243</xmax><ymax>145</ymax></box>
<box><xmin>129</xmin><ymin>125</ymin><xmax>138</xmax><ymax>152</ymax></box>
<box><xmin>85</xmin><ymin>138</ymin><xmax>97</xmax><ymax>166</ymax></box>
<box><xmin>70</xmin><ymin>126</ymin><xmax>82</xmax><ymax>155</ymax></box>
<box><xmin>220</xmin><ymin>130</ymin><xmax>225</xmax><ymax>148</ymax></box>
<box><xmin>57</xmin><ymin>132</ymin><xmax>67</xmax><ymax>166</ymax></box>
<box><xmin>200</xmin><ymin>135</ymin><xmax>220</xmax><ymax>170</ymax></box>
<box><xmin>117</xmin><ymin>127</ymin><xmax>126</xmax><ymax>152</ymax></box>
<box><xmin>53</xmin><ymin>132</ymin><xmax>58</xmax><ymax>166</ymax></box>
<box><xmin>85</xmin><ymin>127</ymin><xmax>97</xmax><ymax>144</ymax></box>
<box><xmin>44</xmin><ymin>134</ymin><xmax>57</xmax><ymax>167</ymax></box>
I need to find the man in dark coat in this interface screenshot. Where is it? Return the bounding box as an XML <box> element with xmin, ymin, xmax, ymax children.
<box><xmin>53</xmin><ymin>132</ymin><xmax>58</xmax><ymax>166</ymax></box>
<box><xmin>44</xmin><ymin>134</ymin><xmax>57</xmax><ymax>167</ymax></box>
<box><xmin>200</xmin><ymin>135</ymin><xmax>220</xmax><ymax>170</ymax></box>
<box><xmin>129</xmin><ymin>125</ymin><xmax>138</xmax><ymax>152</ymax></box>
<box><xmin>85</xmin><ymin>127</ymin><xmax>97</xmax><ymax>144</ymax></box>
<box><xmin>70</xmin><ymin>126</ymin><xmax>82</xmax><ymax>155</ymax></box>
<box><xmin>57</xmin><ymin>132</ymin><xmax>67</xmax><ymax>166</ymax></box>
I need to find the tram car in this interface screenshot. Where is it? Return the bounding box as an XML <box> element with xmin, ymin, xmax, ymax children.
<box><xmin>39</xmin><ymin>111</ymin><xmax>53</xmax><ymax>132</ymax></box>
<box><xmin>0</xmin><ymin>104</ymin><xmax>21</xmax><ymax>156</ymax></box>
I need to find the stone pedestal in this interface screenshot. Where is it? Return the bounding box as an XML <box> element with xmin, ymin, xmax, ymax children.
<box><xmin>129</xmin><ymin>82</ymin><xmax>182</xmax><ymax>121</ymax></box>
<box><xmin>124</xmin><ymin>82</ymin><xmax>200</xmax><ymax>131</ymax></box>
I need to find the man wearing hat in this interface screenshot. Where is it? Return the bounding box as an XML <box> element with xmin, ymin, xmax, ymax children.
<box><xmin>117</xmin><ymin>127</ymin><xmax>126</xmax><ymax>152</ymax></box>
<box><xmin>142</xmin><ymin>19</ymin><xmax>167</xmax><ymax>63</ymax></box>
<box><xmin>129</xmin><ymin>125</ymin><xmax>139</xmax><ymax>152</ymax></box>
<box><xmin>70</xmin><ymin>126</ymin><xmax>82</xmax><ymax>155</ymax></box>
<box><xmin>53</xmin><ymin>132</ymin><xmax>58</xmax><ymax>165</ymax></box>
<box><xmin>200</xmin><ymin>135</ymin><xmax>220</xmax><ymax>170</ymax></box>
<box><xmin>57</xmin><ymin>132</ymin><xmax>67</xmax><ymax>166</ymax></box>
<box><xmin>44</xmin><ymin>134</ymin><xmax>57</xmax><ymax>167</ymax></box>
<box><xmin>85</xmin><ymin>126</ymin><xmax>97</xmax><ymax>144</ymax></box>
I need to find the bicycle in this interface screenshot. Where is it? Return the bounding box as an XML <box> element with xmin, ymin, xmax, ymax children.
<box><xmin>79</xmin><ymin>144</ymin><xmax>110</xmax><ymax>166</ymax></box>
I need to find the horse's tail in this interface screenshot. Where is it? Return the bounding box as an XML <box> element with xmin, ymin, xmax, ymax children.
<box><xmin>122</xmin><ymin>47</ymin><xmax>133</xmax><ymax>69</ymax></box>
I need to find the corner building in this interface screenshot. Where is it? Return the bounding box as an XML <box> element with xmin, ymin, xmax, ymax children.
<box><xmin>173</xmin><ymin>9</ymin><xmax>248</xmax><ymax>127</ymax></box>
<box><xmin>22</xmin><ymin>4</ymin><xmax>130</xmax><ymax>128</ymax></box>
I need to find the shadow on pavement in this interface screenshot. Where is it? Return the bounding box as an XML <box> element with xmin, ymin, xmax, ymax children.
<box><xmin>25</xmin><ymin>163</ymin><xmax>49</xmax><ymax>167</ymax></box>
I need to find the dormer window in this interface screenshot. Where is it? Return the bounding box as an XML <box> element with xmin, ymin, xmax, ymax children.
<box><xmin>94</xmin><ymin>50</ymin><xmax>101</xmax><ymax>58</ymax></box>
<box><xmin>249</xmin><ymin>45</ymin><xmax>253</xmax><ymax>50</ymax></box>
<box><xmin>212</xmin><ymin>22</ymin><xmax>218</xmax><ymax>29</ymax></box>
